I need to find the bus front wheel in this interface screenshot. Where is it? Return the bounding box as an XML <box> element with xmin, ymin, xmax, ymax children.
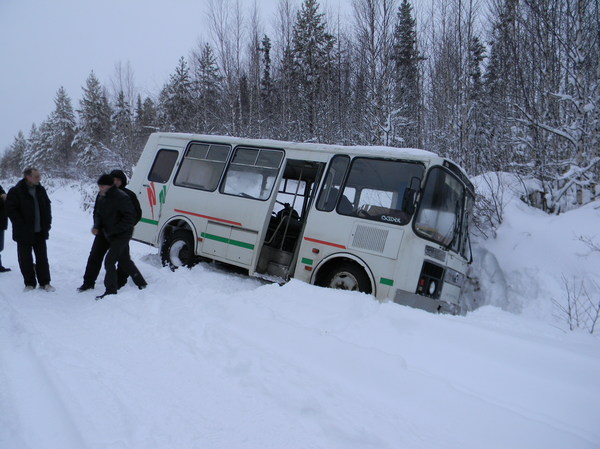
<box><xmin>318</xmin><ymin>262</ymin><xmax>372</xmax><ymax>294</ymax></box>
<box><xmin>161</xmin><ymin>229</ymin><xmax>196</xmax><ymax>270</ymax></box>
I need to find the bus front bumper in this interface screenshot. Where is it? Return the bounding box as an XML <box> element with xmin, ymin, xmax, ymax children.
<box><xmin>393</xmin><ymin>290</ymin><xmax>463</xmax><ymax>315</ymax></box>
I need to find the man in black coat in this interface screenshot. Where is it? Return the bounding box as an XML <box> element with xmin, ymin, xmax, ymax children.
<box><xmin>0</xmin><ymin>183</ymin><xmax>11</xmax><ymax>272</ymax></box>
<box><xmin>6</xmin><ymin>168</ymin><xmax>54</xmax><ymax>291</ymax></box>
<box><xmin>78</xmin><ymin>169</ymin><xmax>142</xmax><ymax>292</ymax></box>
<box><xmin>94</xmin><ymin>174</ymin><xmax>146</xmax><ymax>299</ymax></box>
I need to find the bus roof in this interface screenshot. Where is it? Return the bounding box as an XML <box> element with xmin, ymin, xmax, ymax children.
<box><xmin>150</xmin><ymin>132</ymin><xmax>438</xmax><ymax>161</ymax></box>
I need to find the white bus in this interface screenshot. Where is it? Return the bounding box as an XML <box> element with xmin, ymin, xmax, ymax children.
<box><xmin>129</xmin><ymin>132</ymin><xmax>474</xmax><ymax>314</ymax></box>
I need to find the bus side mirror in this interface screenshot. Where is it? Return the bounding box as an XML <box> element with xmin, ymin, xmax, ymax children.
<box><xmin>402</xmin><ymin>177</ymin><xmax>421</xmax><ymax>215</ymax></box>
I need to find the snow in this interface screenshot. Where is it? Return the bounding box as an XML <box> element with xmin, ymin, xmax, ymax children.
<box><xmin>1</xmin><ymin>180</ymin><xmax>599</xmax><ymax>449</ymax></box>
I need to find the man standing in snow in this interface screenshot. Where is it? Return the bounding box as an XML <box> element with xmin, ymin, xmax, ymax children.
<box><xmin>0</xmin><ymin>183</ymin><xmax>11</xmax><ymax>273</ymax></box>
<box><xmin>78</xmin><ymin>170</ymin><xmax>142</xmax><ymax>292</ymax></box>
<box><xmin>93</xmin><ymin>174</ymin><xmax>146</xmax><ymax>300</ymax></box>
<box><xmin>5</xmin><ymin>168</ymin><xmax>54</xmax><ymax>291</ymax></box>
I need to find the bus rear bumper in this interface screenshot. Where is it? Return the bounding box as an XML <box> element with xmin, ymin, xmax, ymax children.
<box><xmin>393</xmin><ymin>290</ymin><xmax>462</xmax><ymax>315</ymax></box>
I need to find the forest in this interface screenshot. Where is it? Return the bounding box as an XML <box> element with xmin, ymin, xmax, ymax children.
<box><xmin>1</xmin><ymin>0</ymin><xmax>598</xmax><ymax>214</ymax></box>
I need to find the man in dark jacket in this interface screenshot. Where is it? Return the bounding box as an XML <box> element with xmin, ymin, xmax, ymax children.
<box><xmin>0</xmin><ymin>183</ymin><xmax>11</xmax><ymax>272</ymax></box>
<box><xmin>78</xmin><ymin>169</ymin><xmax>142</xmax><ymax>292</ymax></box>
<box><xmin>94</xmin><ymin>174</ymin><xmax>146</xmax><ymax>299</ymax></box>
<box><xmin>6</xmin><ymin>168</ymin><xmax>54</xmax><ymax>291</ymax></box>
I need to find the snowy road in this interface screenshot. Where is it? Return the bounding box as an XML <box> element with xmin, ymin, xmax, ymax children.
<box><xmin>1</xmin><ymin>183</ymin><xmax>599</xmax><ymax>449</ymax></box>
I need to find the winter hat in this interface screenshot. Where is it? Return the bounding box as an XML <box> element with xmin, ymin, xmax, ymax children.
<box><xmin>109</xmin><ymin>169</ymin><xmax>128</xmax><ymax>187</ymax></box>
<box><xmin>97</xmin><ymin>174</ymin><xmax>114</xmax><ymax>186</ymax></box>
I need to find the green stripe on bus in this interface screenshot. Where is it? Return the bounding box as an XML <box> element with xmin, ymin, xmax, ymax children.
<box><xmin>201</xmin><ymin>233</ymin><xmax>255</xmax><ymax>250</ymax></box>
<box><xmin>380</xmin><ymin>277</ymin><xmax>394</xmax><ymax>286</ymax></box>
<box><xmin>301</xmin><ymin>258</ymin><xmax>313</xmax><ymax>266</ymax></box>
<box><xmin>140</xmin><ymin>217</ymin><xmax>159</xmax><ymax>225</ymax></box>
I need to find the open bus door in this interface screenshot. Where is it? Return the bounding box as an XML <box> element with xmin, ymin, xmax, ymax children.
<box><xmin>256</xmin><ymin>159</ymin><xmax>324</xmax><ymax>281</ymax></box>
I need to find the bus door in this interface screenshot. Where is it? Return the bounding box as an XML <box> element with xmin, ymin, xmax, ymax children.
<box><xmin>199</xmin><ymin>146</ymin><xmax>285</xmax><ymax>267</ymax></box>
<box><xmin>136</xmin><ymin>147</ymin><xmax>181</xmax><ymax>245</ymax></box>
<box><xmin>256</xmin><ymin>159</ymin><xmax>324</xmax><ymax>280</ymax></box>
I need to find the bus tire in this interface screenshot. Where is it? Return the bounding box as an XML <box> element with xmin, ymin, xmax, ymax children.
<box><xmin>318</xmin><ymin>261</ymin><xmax>372</xmax><ymax>294</ymax></box>
<box><xmin>161</xmin><ymin>229</ymin><xmax>196</xmax><ymax>270</ymax></box>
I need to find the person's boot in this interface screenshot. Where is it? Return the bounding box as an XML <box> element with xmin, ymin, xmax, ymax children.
<box><xmin>95</xmin><ymin>291</ymin><xmax>116</xmax><ymax>300</ymax></box>
<box><xmin>131</xmin><ymin>272</ymin><xmax>147</xmax><ymax>290</ymax></box>
<box><xmin>77</xmin><ymin>283</ymin><xmax>94</xmax><ymax>292</ymax></box>
<box><xmin>0</xmin><ymin>266</ymin><xmax>11</xmax><ymax>273</ymax></box>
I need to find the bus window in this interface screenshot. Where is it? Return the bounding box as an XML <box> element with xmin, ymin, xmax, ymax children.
<box><xmin>340</xmin><ymin>158</ymin><xmax>424</xmax><ymax>225</ymax></box>
<box><xmin>221</xmin><ymin>147</ymin><xmax>284</xmax><ymax>200</ymax></box>
<box><xmin>316</xmin><ymin>155</ymin><xmax>350</xmax><ymax>211</ymax></box>
<box><xmin>148</xmin><ymin>149</ymin><xmax>179</xmax><ymax>183</ymax></box>
<box><xmin>414</xmin><ymin>167</ymin><xmax>466</xmax><ymax>252</ymax></box>
<box><xmin>175</xmin><ymin>142</ymin><xmax>231</xmax><ymax>191</ymax></box>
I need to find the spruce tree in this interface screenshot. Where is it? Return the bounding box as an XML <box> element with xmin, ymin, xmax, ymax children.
<box><xmin>112</xmin><ymin>90</ymin><xmax>135</xmax><ymax>167</ymax></box>
<box><xmin>158</xmin><ymin>57</ymin><xmax>195</xmax><ymax>132</ymax></box>
<box><xmin>49</xmin><ymin>86</ymin><xmax>76</xmax><ymax>172</ymax></box>
<box><xmin>74</xmin><ymin>71</ymin><xmax>118</xmax><ymax>177</ymax></box>
<box><xmin>260</xmin><ymin>35</ymin><xmax>273</xmax><ymax>110</ymax></box>
<box><xmin>391</xmin><ymin>0</ymin><xmax>423</xmax><ymax>147</ymax></box>
<box><xmin>0</xmin><ymin>131</ymin><xmax>27</xmax><ymax>177</ymax></box>
<box><xmin>192</xmin><ymin>45</ymin><xmax>222</xmax><ymax>133</ymax></box>
<box><xmin>291</xmin><ymin>0</ymin><xmax>335</xmax><ymax>140</ymax></box>
<box><xmin>134</xmin><ymin>95</ymin><xmax>158</xmax><ymax>151</ymax></box>
<box><xmin>77</xmin><ymin>71</ymin><xmax>112</xmax><ymax>145</ymax></box>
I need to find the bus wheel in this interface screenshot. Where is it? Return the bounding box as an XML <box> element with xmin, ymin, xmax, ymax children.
<box><xmin>161</xmin><ymin>230</ymin><xmax>196</xmax><ymax>270</ymax></box>
<box><xmin>319</xmin><ymin>262</ymin><xmax>372</xmax><ymax>294</ymax></box>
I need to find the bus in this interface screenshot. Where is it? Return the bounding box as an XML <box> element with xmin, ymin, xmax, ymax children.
<box><xmin>129</xmin><ymin>132</ymin><xmax>475</xmax><ymax>314</ymax></box>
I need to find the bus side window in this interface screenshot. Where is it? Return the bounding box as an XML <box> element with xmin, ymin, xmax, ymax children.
<box><xmin>221</xmin><ymin>147</ymin><xmax>284</xmax><ymax>200</ymax></box>
<box><xmin>316</xmin><ymin>155</ymin><xmax>350</xmax><ymax>212</ymax></box>
<box><xmin>174</xmin><ymin>143</ymin><xmax>231</xmax><ymax>191</ymax></box>
<box><xmin>148</xmin><ymin>149</ymin><xmax>180</xmax><ymax>183</ymax></box>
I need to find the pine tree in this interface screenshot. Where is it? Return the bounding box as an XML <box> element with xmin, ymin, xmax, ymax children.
<box><xmin>112</xmin><ymin>90</ymin><xmax>135</xmax><ymax>167</ymax></box>
<box><xmin>192</xmin><ymin>44</ymin><xmax>222</xmax><ymax>133</ymax></box>
<box><xmin>134</xmin><ymin>95</ymin><xmax>158</xmax><ymax>151</ymax></box>
<box><xmin>291</xmin><ymin>0</ymin><xmax>335</xmax><ymax>140</ymax></box>
<box><xmin>0</xmin><ymin>131</ymin><xmax>27</xmax><ymax>177</ymax></box>
<box><xmin>260</xmin><ymin>34</ymin><xmax>274</xmax><ymax>126</ymax></box>
<box><xmin>391</xmin><ymin>0</ymin><xmax>423</xmax><ymax>147</ymax></box>
<box><xmin>77</xmin><ymin>71</ymin><xmax>112</xmax><ymax>145</ymax></box>
<box><xmin>48</xmin><ymin>86</ymin><xmax>76</xmax><ymax>172</ymax></box>
<box><xmin>74</xmin><ymin>71</ymin><xmax>118</xmax><ymax>177</ymax></box>
<box><xmin>157</xmin><ymin>57</ymin><xmax>195</xmax><ymax>132</ymax></box>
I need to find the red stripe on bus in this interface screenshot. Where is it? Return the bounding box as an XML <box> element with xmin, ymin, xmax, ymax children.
<box><xmin>304</xmin><ymin>237</ymin><xmax>346</xmax><ymax>249</ymax></box>
<box><xmin>174</xmin><ymin>209</ymin><xmax>242</xmax><ymax>227</ymax></box>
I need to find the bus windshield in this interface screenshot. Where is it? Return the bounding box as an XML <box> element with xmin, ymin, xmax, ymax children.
<box><xmin>333</xmin><ymin>158</ymin><xmax>424</xmax><ymax>226</ymax></box>
<box><xmin>414</xmin><ymin>167</ymin><xmax>472</xmax><ymax>255</ymax></box>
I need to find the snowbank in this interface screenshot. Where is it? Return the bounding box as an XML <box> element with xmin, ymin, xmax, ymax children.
<box><xmin>0</xmin><ymin>181</ymin><xmax>598</xmax><ymax>449</ymax></box>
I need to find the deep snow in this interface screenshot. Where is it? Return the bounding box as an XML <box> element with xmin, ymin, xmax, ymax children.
<box><xmin>0</xmin><ymin>180</ymin><xmax>599</xmax><ymax>449</ymax></box>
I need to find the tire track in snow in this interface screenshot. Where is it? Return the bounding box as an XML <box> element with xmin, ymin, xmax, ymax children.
<box><xmin>0</xmin><ymin>295</ymin><xmax>94</xmax><ymax>449</ymax></box>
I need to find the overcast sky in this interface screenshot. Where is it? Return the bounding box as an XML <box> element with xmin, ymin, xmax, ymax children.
<box><xmin>0</xmin><ymin>0</ymin><xmax>352</xmax><ymax>155</ymax></box>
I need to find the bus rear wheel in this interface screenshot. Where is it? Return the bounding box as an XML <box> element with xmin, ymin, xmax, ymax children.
<box><xmin>318</xmin><ymin>262</ymin><xmax>372</xmax><ymax>294</ymax></box>
<box><xmin>161</xmin><ymin>229</ymin><xmax>196</xmax><ymax>270</ymax></box>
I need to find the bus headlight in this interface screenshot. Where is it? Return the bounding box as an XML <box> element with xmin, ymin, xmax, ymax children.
<box><xmin>444</xmin><ymin>268</ymin><xmax>465</xmax><ymax>288</ymax></box>
<box><xmin>428</xmin><ymin>280</ymin><xmax>437</xmax><ymax>295</ymax></box>
<box><xmin>416</xmin><ymin>261</ymin><xmax>444</xmax><ymax>299</ymax></box>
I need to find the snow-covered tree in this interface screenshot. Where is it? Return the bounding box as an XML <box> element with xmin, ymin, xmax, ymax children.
<box><xmin>391</xmin><ymin>0</ymin><xmax>423</xmax><ymax>147</ymax></box>
<box><xmin>157</xmin><ymin>57</ymin><xmax>195</xmax><ymax>132</ymax></box>
<box><xmin>0</xmin><ymin>131</ymin><xmax>27</xmax><ymax>177</ymax></box>
<box><xmin>112</xmin><ymin>90</ymin><xmax>135</xmax><ymax>167</ymax></box>
<box><xmin>48</xmin><ymin>86</ymin><xmax>76</xmax><ymax>172</ymax></box>
<box><xmin>291</xmin><ymin>0</ymin><xmax>335</xmax><ymax>141</ymax></box>
<box><xmin>352</xmin><ymin>0</ymin><xmax>397</xmax><ymax>145</ymax></box>
<box><xmin>191</xmin><ymin>43</ymin><xmax>222</xmax><ymax>133</ymax></box>
<box><xmin>74</xmin><ymin>72</ymin><xmax>118</xmax><ymax>177</ymax></box>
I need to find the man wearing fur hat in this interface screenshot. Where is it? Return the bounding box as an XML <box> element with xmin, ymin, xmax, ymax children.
<box><xmin>93</xmin><ymin>174</ymin><xmax>147</xmax><ymax>299</ymax></box>
<box><xmin>78</xmin><ymin>170</ymin><xmax>142</xmax><ymax>292</ymax></box>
